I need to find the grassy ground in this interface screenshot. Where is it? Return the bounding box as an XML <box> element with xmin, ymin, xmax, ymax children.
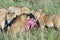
<box><xmin>0</xmin><ymin>0</ymin><xmax>60</xmax><ymax>40</ymax></box>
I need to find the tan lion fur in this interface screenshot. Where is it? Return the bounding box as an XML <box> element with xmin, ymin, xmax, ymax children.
<box><xmin>7</xmin><ymin>14</ymin><xmax>28</xmax><ymax>33</ymax></box>
<box><xmin>0</xmin><ymin>8</ymin><xmax>8</xmax><ymax>29</ymax></box>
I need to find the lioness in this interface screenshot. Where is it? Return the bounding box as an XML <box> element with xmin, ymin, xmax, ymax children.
<box><xmin>51</xmin><ymin>14</ymin><xmax>60</xmax><ymax>30</ymax></box>
<box><xmin>21</xmin><ymin>7</ymin><xmax>30</xmax><ymax>14</ymax></box>
<box><xmin>37</xmin><ymin>10</ymin><xmax>59</xmax><ymax>30</ymax></box>
<box><xmin>8</xmin><ymin>6</ymin><xmax>22</xmax><ymax>16</ymax></box>
<box><xmin>7</xmin><ymin>14</ymin><xmax>28</xmax><ymax>33</ymax></box>
<box><xmin>33</xmin><ymin>10</ymin><xmax>54</xmax><ymax>29</ymax></box>
<box><xmin>4</xmin><ymin>12</ymin><xmax>17</xmax><ymax>32</ymax></box>
<box><xmin>0</xmin><ymin>8</ymin><xmax>8</xmax><ymax>31</ymax></box>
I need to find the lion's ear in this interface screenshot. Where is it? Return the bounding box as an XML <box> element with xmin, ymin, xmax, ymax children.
<box><xmin>38</xmin><ymin>9</ymin><xmax>42</xmax><ymax>13</ymax></box>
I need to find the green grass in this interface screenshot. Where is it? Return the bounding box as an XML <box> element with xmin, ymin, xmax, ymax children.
<box><xmin>0</xmin><ymin>28</ymin><xmax>59</xmax><ymax>40</ymax></box>
<box><xmin>0</xmin><ymin>0</ymin><xmax>60</xmax><ymax>40</ymax></box>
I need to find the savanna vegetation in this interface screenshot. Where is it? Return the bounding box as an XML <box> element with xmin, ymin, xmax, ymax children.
<box><xmin>0</xmin><ymin>0</ymin><xmax>60</xmax><ymax>40</ymax></box>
